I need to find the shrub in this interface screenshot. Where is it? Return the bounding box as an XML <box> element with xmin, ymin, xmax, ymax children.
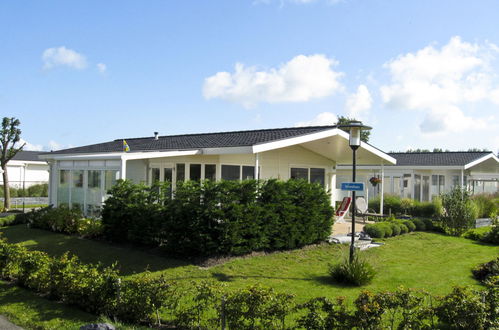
<box><xmin>421</xmin><ymin>218</ymin><xmax>434</xmax><ymax>231</ymax></box>
<box><xmin>402</xmin><ymin>220</ymin><xmax>416</xmax><ymax>232</ymax></box>
<box><xmin>411</xmin><ymin>218</ymin><xmax>426</xmax><ymax>231</ymax></box>
<box><xmin>435</xmin><ymin>286</ymin><xmax>488</xmax><ymax>330</ymax></box>
<box><xmin>400</xmin><ymin>198</ymin><xmax>414</xmax><ymax>215</ymax></box>
<box><xmin>380</xmin><ymin>223</ymin><xmax>393</xmax><ymax>237</ymax></box>
<box><xmin>463</xmin><ymin>226</ymin><xmax>491</xmax><ymax>241</ymax></box>
<box><xmin>368</xmin><ymin>194</ymin><xmax>403</xmax><ymax>215</ymax></box>
<box><xmin>472</xmin><ymin>258</ymin><xmax>499</xmax><ymax>283</ymax></box>
<box><xmin>103</xmin><ymin>179</ymin><xmax>334</xmax><ymax>257</ymax></box>
<box><xmin>328</xmin><ymin>253</ymin><xmax>376</xmax><ymax>286</ymax></box>
<box><xmin>363</xmin><ymin>223</ymin><xmax>385</xmax><ymax>238</ymax></box>
<box><xmin>481</xmin><ymin>224</ymin><xmax>499</xmax><ymax>245</ymax></box>
<box><xmin>295</xmin><ymin>297</ymin><xmax>351</xmax><ymax>330</ymax></box>
<box><xmin>397</xmin><ymin>222</ymin><xmax>409</xmax><ymax>234</ymax></box>
<box><xmin>389</xmin><ymin>222</ymin><xmax>401</xmax><ymax>236</ymax></box>
<box><xmin>222</xmin><ymin>285</ymin><xmax>294</xmax><ymax>329</ymax></box>
<box><xmin>471</xmin><ymin>193</ymin><xmax>499</xmax><ymax>218</ymax></box>
<box><xmin>441</xmin><ymin>187</ymin><xmax>478</xmax><ymax>236</ymax></box>
<box><xmin>0</xmin><ymin>215</ymin><xmax>17</xmax><ymax>226</ymax></box>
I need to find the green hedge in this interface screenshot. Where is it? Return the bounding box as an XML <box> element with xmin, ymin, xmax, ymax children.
<box><xmin>368</xmin><ymin>194</ymin><xmax>443</xmax><ymax>218</ymax></box>
<box><xmin>0</xmin><ymin>237</ymin><xmax>497</xmax><ymax>328</ymax></box>
<box><xmin>363</xmin><ymin>218</ymin><xmax>434</xmax><ymax>239</ymax></box>
<box><xmin>0</xmin><ymin>183</ymin><xmax>48</xmax><ymax>197</ymax></box>
<box><xmin>102</xmin><ymin>179</ymin><xmax>334</xmax><ymax>257</ymax></box>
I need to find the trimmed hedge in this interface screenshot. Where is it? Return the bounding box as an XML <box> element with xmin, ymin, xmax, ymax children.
<box><xmin>363</xmin><ymin>218</ymin><xmax>435</xmax><ymax>239</ymax></box>
<box><xmin>102</xmin><ymin>179</ymin><xmax>334</xmax><ymax>257</ymax></box>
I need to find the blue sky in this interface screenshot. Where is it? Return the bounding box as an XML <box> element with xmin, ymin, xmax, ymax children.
<box><xmin>1</xmin><ymin>0</ymin><xmax>498</xmax><ymax>153</ymax></box>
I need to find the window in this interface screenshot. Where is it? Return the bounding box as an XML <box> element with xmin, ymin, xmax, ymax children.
<box><xmin>310</xmin><ymin>168</ymin><xmax>325</xmax><ymax>186</ymax></box>
<box><xmin>190</xmin><ymin>164</ymin><xmax>201</xmax><ymax>182</ymax></box>
<box><xmin>151</xmin><ymin>168</ymin><xmax>160</xmax><ymax>183</ymax></box>
<box><xmin>164</xmin><ymin>168</ymin><xmax>173</xmax><ymax>182</ymax></box>
<box><xmin>414</xmin><ymin>174</ymin><xmax>421</xmax><ymax>202</ymax></box>
<box><xmin>242</xmin><ymin>166</ymin><xmax>255</xmax><ymax>180</ymax></box>
<box><xmin>291</xmin><ymin>167</ymin><xmax>325</xmax><ymax>187</ymax></box>
<box><xmin>71</xmin><ymin>170</ymin><xmax>84</xmax><ymax>211</ymax></box>
<box><xmin>105</xmin><ymin>170</ymin><xmax>118</xmax><ymax>191</ymax></box>
<box><xmin>176</xmin><ymin>164</ymin><xmax>185</xmax><ymax>182</ymax></box>
<box><xmin>57</xmin><ymin>170</ymin><xmax>70</xmax><ymax>206</ymax></box>
<box><xmin>205</xmin><ymin>164</ymin><xmax>216</xmax><ymax>181</ymax></box>
<box><xmin>88</xmin><ymin>170</ymin><xmax>101</xmax><ymax>188</ymax></box>
<box><xmin>221</xmin><ymin>165</ymin><xmax>240</xmax><ymax>181</ymax></box>
<box><xmin>87</xmin><ymin>170</ymin><xmax>102</xmax><ymax>217</ymax></box>
<box><xmin>290</xmin><ymin>168</ymin><xmax>308</xmax><ymax>180</ymax></box>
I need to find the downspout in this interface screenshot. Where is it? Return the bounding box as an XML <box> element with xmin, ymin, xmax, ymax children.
<box><xmin>460</xmin><ymin>168</ymin><xmax>464</xmax><ymax>190</ymax></box>
<box><xmin>254</xmin><ymin>153</ymin><xmax>259</xmax><ymax>180</ymax></box>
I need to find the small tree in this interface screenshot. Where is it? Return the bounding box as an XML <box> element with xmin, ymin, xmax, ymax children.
<box><xmin>0</xmin><ymin>117</ymin><xmax>25</xmax><ymax>210</ymax></box>
<box><xmin>440</xmin><ymin>187</ymin><xmax>478</xmax><ymax>236</ymax></box>
<box><xmin>335</xmin><ymin>116</ymin><xmax>370</xmax><ymax>142</ymax></box>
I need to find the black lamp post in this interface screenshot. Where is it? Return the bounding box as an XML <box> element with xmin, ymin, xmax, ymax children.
<box><xmin>338</xmin><ymin>121</ymin><xmax>372</xmax><ymax>263</ymax></box>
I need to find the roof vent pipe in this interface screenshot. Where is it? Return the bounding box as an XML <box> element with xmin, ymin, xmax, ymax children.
<box><xmin>154</xmin><ymin>132</ymin><xmax>159</xmax><ymax>140</ymax></box>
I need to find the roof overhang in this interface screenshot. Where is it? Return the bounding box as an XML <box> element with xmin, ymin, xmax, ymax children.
<box><xmin>253</xmin><ymin>128</ymin><xmax>396</xmax><ymax>165</ymax></box>
<box><xmin>39</xmin><ymin>150</ymin><xmax>201</xmax><ymax>161</ymax></box>
<box><xmin>464</xmin><ymin>153</ymin><xmax>499</xmax><ymax>173</ymax></box>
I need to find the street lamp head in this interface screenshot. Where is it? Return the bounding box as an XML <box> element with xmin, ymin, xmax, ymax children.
<box><xmin>337</xmin><ymin>120</ymin><xmax>372</xmax><ymax>148</ymax></box>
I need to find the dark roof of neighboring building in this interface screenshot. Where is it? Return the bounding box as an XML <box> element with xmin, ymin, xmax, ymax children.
<box><xmin>12</xmin><ymin>150</ymin><xmax>45</xmax><ymax>162</ymax></box>
<box><xmin>44</xmin><ymin>126</ymin><xmax>339</xmax><ymax>155</ymax></box>
<box><xmin>387</xmin><ymin>151</ymin><xmax>494</xmax><ymax>166</ymax></box>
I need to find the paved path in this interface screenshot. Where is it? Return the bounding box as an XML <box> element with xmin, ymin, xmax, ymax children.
<box><xmin>333</xmin><ymin>219</ymin><xmax>369</xmax><ymax>235</ymax></box>
<box><xmin>0</xmin><ymin>315</ymin><xmax>23</xmax><ymax>330</ymax></box>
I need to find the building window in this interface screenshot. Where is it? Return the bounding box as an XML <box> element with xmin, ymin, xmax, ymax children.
<box><xmin>105</xmin><ymin>170</ymin><xmax>118</xmax><ymax>191</ymax></box>
<box><xmin>242</xmin><ymin>166</ymin><xmax>255</xmax><ymax>180</ymax></box>
<box><xmin>290</xmin><ymin>168</ymin><xmax>308</xmax><ymax>180</ymax></box>
<box><xmin>221</xmin><ymin>165</ymin><xmax>240</xmax><ymax>181</ymax></box>
<box><xmin>205</xmin><ymin>164</ymin><xmax>216</xmax><ymax>181</ymax></box>
<box><xmin>190</xmin><ymin>164</ymin><xmax>201</xmax><ymax>182</ymax></box>
<box><xmin>71</xmin><ymin>170</ymin><xmax>84</xmax><ymax>211</ymax></box>
<box><xmin>176</xmin><ymin>164</ymin><xmax>185</xmax><ymax>182</ymax></box>
<box><xmin>310</xmin><ymin>168</ymin><xmax>325</xmax><ymax>186</ymax></box>
<box><xmin>291</xmin><ymin>167</ymin><xmax>325</xmax><ymax>187</ymax></box>
<box><xmin>57</xmin><ymin>170</ymin><xmax>70</xmax><ymax>206</ymax></box>
<box><xmin>151</xmin><ymin>168</ymin><xmax>160</xmax><ymax>183</ymax></box>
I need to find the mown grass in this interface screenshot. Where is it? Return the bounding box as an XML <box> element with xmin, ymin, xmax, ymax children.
<box><xmin>0</xmin><ymin>225</ymin><xmax>497</xmax><ymax>329</ymax></box>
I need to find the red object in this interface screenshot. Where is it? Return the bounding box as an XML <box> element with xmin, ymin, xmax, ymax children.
<box><xmin>336</xmin><ymin>197</ymin><xmax>352</xmax><ymax>217</ymax></box>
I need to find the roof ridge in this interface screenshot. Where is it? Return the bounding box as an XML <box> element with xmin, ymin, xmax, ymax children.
<box><xmin>389</xmin><ymin>151</ymin><xmax>492</xmax><ymax>154</ymax></box>
<box><xmin>113</xmin><ymin>125</ymin><xmax>337</xmax><ymax>142</ymax></box>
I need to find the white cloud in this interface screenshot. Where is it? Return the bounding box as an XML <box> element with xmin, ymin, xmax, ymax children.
<box><xmin>42</xmin><ymin>46</ymin><xmax>88</xmax><ymax>70</ymax></box>
<box><xmin>17</xmin><ymin>139</ymin><xmax>43</xmax><ymax>151</ymax></box>
<box><xmin>295</xmin><ymin>112</ymin><xmax>338</xmax><ymax>127</ymax></box>
<box><xmin>203</xmin><ymin>54</ymin><xmax>343</xmax><ymax>108</ymax></box>
<box><xmin>380</xmin><ymin>36</ymin><xmax>499</xmax><ymax>134</ymax></box>
<box><xmin>345</xmin><ymin>84</ymin><xmax>372</xmax><ymax>120</ymax></box>
<box><xmin>97</xmin><ymin>63</ymin><xmax>107</xmax><ymax>73</ymax></box>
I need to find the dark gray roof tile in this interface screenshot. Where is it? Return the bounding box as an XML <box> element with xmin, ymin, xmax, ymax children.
<box><xmin>388</xmin><ymin>152</ymin><xmax>492</xmax><ymax>166</ymax></box>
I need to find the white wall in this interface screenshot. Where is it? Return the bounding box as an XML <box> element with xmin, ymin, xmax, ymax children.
<box><xmin>0</xmin><ymin>161</ymin><xmax>49</xmax><ymax>188</ymax></box>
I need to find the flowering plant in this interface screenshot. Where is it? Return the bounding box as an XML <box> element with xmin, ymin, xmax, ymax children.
<box><xmin>369</xmin><ymin>177</ymin><xmax>382</xmax><ymax>186</ymax></box>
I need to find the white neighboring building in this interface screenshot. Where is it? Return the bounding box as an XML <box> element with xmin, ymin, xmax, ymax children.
<box><xmin>336</xmin><ymin>151</ymin><xmax>499</xmax><ymax>208</ymax></box>
<box><xmin>0</xmin><ymin>151</ymin><xmax>49</xmax><ymax>188</ymax></box>
<box><xmin>39</xmin><ymin>126</ymin><xmax>396</xmax><ymax>216</ymax></box>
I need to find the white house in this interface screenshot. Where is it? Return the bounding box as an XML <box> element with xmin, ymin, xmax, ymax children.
<box><xmin>39</xmin><ymin>126</ymin><xmax>396</xmax><ymax>216</ymax></box>
<box><xmin>0</xmin><ymin>151</ymin><xmax>49</xmax><ymax>188</ymax></box>
<box><xmin>336</xmin><ymin>151</ymin><xmax>499</xmax><ymax>211</ymax></box>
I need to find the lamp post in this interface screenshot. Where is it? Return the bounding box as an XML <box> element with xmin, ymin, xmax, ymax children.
<box><xmin>338</xmin><ymin>121</ymin><xmax>372</xmax><ymax>263</ymax></box>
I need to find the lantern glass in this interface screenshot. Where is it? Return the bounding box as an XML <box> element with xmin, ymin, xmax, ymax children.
<box><xmin>349</xmin><ymin>127</ymin><xmax>361</xmax><ymax>147</ymax></box>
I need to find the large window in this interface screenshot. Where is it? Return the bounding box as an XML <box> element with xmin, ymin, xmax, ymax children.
<box><xmin>290</xmin><ymin>167</ymin><xmax>325</xmax><ymax>187</ymax></box>
<box><xmin>205</xmin><ymin>164</ymin><xmax>216</xmax><ymax>181</ymax></box>
<box><xmin>57</xmin><ymin>170</ymin><xmax>70</xmax><ymax>206</ymax></box>
<box><xmin>242</xmin><ymin>166</ymin><xmax>255</xmax><ymax>180</ymax></box>
<box><xmin>221</xmin><ymin>165</ymin><xmax>240</xmax><ymax>181</ymax></box>
<box><xmin>176</xmin><ymin>164</ymin><xmax>185</xmax><ymax>182</ymax></box>
<box><xmin>71</xmin><ymin>170</ymin><xmax>84</xmax><ymax>211</ymax></box>
<box><xmin>190</xmin><ymin>164</ymin><xmax>201</xmax><ymax>182</ymax></box>
<box><xmin>87</xmin><ymin>170</ymin><xmax>102</xmax><ymax>217</ymax></box>
<box><xmin>414</xmin><ymin>174</ymin><xmax>421</xmax><ymax>202</ymax></box>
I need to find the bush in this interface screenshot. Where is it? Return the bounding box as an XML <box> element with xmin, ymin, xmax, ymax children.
<box><xmin>368</xmin><ymin>194</ymin><xmax>403</xmax><ymax>215</ymax></box>
<box><xmin>471</xmin><ymin>193</ymin><xmax>499</xmax><ymax>218</ymax></box>
<box><xmin>411</xmin><ymin>218</ymin><xmax>426</xmax><ymax>231</ymax></box>
<box><xmin>421</xmin><ymin>218</ymin><xmax>434</xmax><ymax>231</ymax></box>
<box><xmin>441</xmin><ymin>187</ymin><xmax>478</xmax><ymax>236</ymax></box>
<box><xmin>102</xmin><ymin>179</ymin><xmax>334</xmax><ymax>257</ymax></box>
<box><xmin>329</xmin><ymin>253</ymin><xmax>376</xmax><ymax>286</ymax></box>
<box><xmin>389</xmin><ymin>222</ymin><xmax>401</xmax><ymax>236</ymax></box>
<box><xmin>363</xmin><ymin>223</ymin><xmax>385</xmax><ymax>238</ymax></box>
<box><xmin>0</xmin><ymin>215</ymin><xmax>17</xmax><ymax>226</ymax></box>
<box><xmin>379</xmin><ymin>223</ymin><xmax>393</xmax><ymax>237</ymax></box>
<box><xmin>435</xmin><ymin>286</ymin><xmax>489</xmax><ymax>330</ymax></box>
<box><xmin>402</xmin><ymin>220</ymin><xmax>416</xmax><ymax>232</ymax></box>
<box><xmin>463</xmin><ymin>226</ymin><xmax>492</xmax><ymax>241</ymax></box>
<box><xmin>481</xmin><ymin>224</ymin><xmax>499</xmax><ymax>245</ymax></box>
<box><xmin>472</xmin><ymin>257</ymin><xmax>499</xmax><ymax>283</ymax></box>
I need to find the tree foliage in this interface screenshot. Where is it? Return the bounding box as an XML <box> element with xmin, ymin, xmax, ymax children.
<box><xmin>440</xmin><ymin>187</ymin><xmax>478</xmax><ymax>236</ymax></box>
<box><xmin>335</xmin><ymin>116</ymin><xmax>370</xmax><ymax>142</ymax></box>
<box><xmin>0</xmin><ymin>117</ymin><xmax>25</xmax><ymax>210</ymax></box>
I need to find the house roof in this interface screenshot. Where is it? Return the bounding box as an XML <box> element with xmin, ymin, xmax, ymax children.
<box><xmin>11</xmin><ymin>150</ymin><xmax>45</xmax><ymax>162</ymax></box>
<box><xmin>387</xmin><ymin>151</ymin><xmax>494</xmax><ymax>167</ymax></box>
<box><xmin>44</xmin><ymin>126</ymin><xmax>339</xmax><ymax>155</ymax></box>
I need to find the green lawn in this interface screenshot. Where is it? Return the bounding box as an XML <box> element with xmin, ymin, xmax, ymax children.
<box><xmin>0</xmin><ymin>225</ymin><xmax>497</xmax><ymax>329</ymax></box>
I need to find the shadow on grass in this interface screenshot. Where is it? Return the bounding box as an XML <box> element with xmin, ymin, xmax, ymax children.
<box><xmin>0</xmin><ymin>281</ymin><xmax>96</xmax><ymax>326</ymax></box>
<box><xmin>209</xmin><ymin>272</ymin><xmax>358</xmax><ymax>289</ymax></box>
<box><xmin>0</xmin><ymin>225</ymin><xmax>193</xmax><ymax>276</ymax></box>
